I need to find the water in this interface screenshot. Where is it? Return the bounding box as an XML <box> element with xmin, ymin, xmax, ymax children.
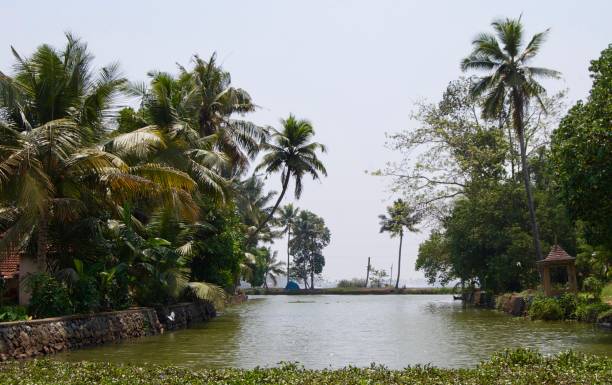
<box><xmin>54</xmin><ymin>295</ymin><xmax>612</xmax><ymax>369</ymax></box>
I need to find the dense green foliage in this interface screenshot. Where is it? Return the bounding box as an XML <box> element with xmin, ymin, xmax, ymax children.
<box><xmin>528</xmin><ymin>297</ymin><xmax>564</xmax><ymax>320</ymax></box>
<box><xmin>552</xmin><ymin>45</ymin><xmax>612</xmax><ymax>253</ymax></box>
<box><xmin>0</xmin><ymin>34</ymin><xmax>328</xmax><ymax>318</ymax></box>
<box><xmin>0</xmin><ymin>305</ymin><xmax>27</xmax><ymax>322</ymax></box>
<box><xmin>382</xmin><ymin>22</ymin><xmax>611</xmax><ymax>294</ymax></box>
<box><xmin>289</xmin><ymin>210</ymin><xmax>331</xmax><ymax>289</ymax></box>
<box><xmin>0</xmin><ymin>350</ymin><xmax>610</xmax><ymax>384</ymax></box>
<box><xmin>525</xmin><ymin>293</ymin><xmax>611</xmax><ymax>322</ymax></box>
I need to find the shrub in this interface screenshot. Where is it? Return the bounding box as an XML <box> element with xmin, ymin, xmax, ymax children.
<box><xmin>26</xmin><ymin>273</ymin><xmax>72</xmax><ymax>318</ymax></box>
<box><xmin>575</xmin><ymin>301</ymin><xmax>611</xmax><ymax>323</ymax></box>
<box><xmin>0</xmin><ymin>305</ymin><xmax>28</xmax><ymax>322</ymax></box>
<box><xmin>337</xmin><ymin>278</ymin><xmax>366</xmax><ymax>288</ymax></box>
<box><xmin>528</xmin><ymin>296</ymin><xmax>564</xmax><ymax>320</ymax></box>
<box><xmin>583</xmin><ymin>276</ymin><xmax>603</xmax><ymax>298</ymax></box>
<box><xmin>557</xmin><ymin>293</ymin><xmax>578</xmax><ymax>319</ymax></box>
<box><xmin>71</xmin><ymin>277</ymin><xmax>100</xmax><ymax>314</ymax></box>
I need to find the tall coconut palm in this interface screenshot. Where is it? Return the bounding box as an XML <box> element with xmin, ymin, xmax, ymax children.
<box><xmin>178</xmin><ymin>54</ymin><xmax>268</xmax><ymax>173</ymax></box>
<box><xmin>253</xmin><ymin>115</ymin><xmax>327</xmax><ymax>239</ymax></box>
<box><xmin>461</xmin><ymin>17</ymin><xmax>560</xmax><ymax>261</ymax></box>
<box><xmin>0</xmin><ymin>33</ymin><xmax>125</xmax><ymax>138</ymax></box>
<box><xmin>276</xmin><ymin>203</ymin><xmax>299</xmax><ymax>282</ymax></box>
<box><xmin>111</xmin><ymin>72</ymin><xmax>229</xmax><ymax>200</ymax></box>
<box><xmin>0</xmin><ymin>119</ymin><xmax>198</xmax><ymax>270</ymax></box>
<box><xmin>379</xmin><ymin>199</ymin><xmax>420</xmax><ymax>289</ymax></box>
<box><xmin>0</xmin><ymin>35</ymin><xmax>198</xmax><ymax>270</ymax></box>
<box><xmin>234</xmin><ymin>174</ymin><xmax>278</xmax><ymax>247</ymax></box>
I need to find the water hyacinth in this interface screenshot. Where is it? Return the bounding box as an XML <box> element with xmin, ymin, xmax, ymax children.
<box><xmin>0</xmin><ymin>349</ymin><xmax>610</xmax><ymax>384</ymax></box>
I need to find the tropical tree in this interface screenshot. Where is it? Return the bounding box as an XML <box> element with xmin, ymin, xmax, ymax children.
<box><xmin>234</xmin><ymin>174</ymin><xmax>278</xmax><ymax>247</ymax></box>
<box><xmin>552</xmin><ymin>45</ymin><xmax>612</xmax><ymax>251</ymax></box>
<box><xmin>289</xmin><ymin>210</ymin><xmax>330</xmax><ymax>289</ymax></box>
<box><xmin>276</xmin><ymin>203</ymin><xmax>300</xmax><ymax>282</ymax></box>
<box><xmin>0</xmin><ymin>33</ymin><xmax>125</xmax><ymax>138</ymax></box>
<box><xmin>112</xmin><ymin>73</ymin><xmax>229</xmax><ymax>200</ymax></box>
<box><xmin>379</xmin><ymin>199</ymin><xmax>420</xmax><ymax>288</ymax></box>
<box><xmin>461</xmin><ymin>17</ymin><xmax>561</xmax><ymax>261</ymax></box>
<box><xmin>0</xmin><ymin>119</ymin><xmax>199</xmax><ymax>271</ymax></box>
<box><xmin>0</xmin><ymin>35</ymin><xmax>199</xmax><ymax>271</ymax></box>
<box><xmin>186</xmin><ymin>54</ymin><xmax>267</xmax><ymax>172</ymax></box>
<box><xmin>124</xmin><ymin>54</ymin><xmax>267</xmax><ymax>175</ymax></box>
<box><xmin>261</xmin><ymin>250</ymin><xmax>285</xmax><ymax>289</ymax></box>
<box><xmin>254</xmin><ymin>115</ymin><xmax>327</xmax><ymax>239</ymax></box>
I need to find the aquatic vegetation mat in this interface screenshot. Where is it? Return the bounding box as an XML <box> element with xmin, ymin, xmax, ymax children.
<box><xmin>0</xmin><ymin>349</ymin><xmax>610</xmax><ymax>384</ymax></box>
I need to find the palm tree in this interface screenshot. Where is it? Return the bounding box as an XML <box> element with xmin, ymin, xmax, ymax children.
<box><xmin>0</xmin><ymin>33</ymin><xmax>125</xmax><ymax>138</ymax></box>
<box><xmin>254</xmin><ymin>115</ymin><xmax>327</xmax><ymax>239</ymax></box>
<box><xmin>261</xmin><ymin>250</ymin><xmax>285</xmax><ymax>289</ymax></box>
<box><xmin>234</xmin><ymin>174</ymin><xmax>278</xmax><ymax>247</ymax></box>
<box><xmin>0</xmin><ymin>120</ymin><xmax>198</xmax><ymax>270</ymax></box>
<box><xmin>110</xmin><ymin>72</ymin><xmax>229</xmax><ymax>200</ymax></box>
<box><xmin>461</xmin><ymin>17</ymin><xmax>560</xmax><ymax>261</ymax></box>
<box><xmin>0</xmin><ymin>35</ymin><xmax>199</xmax><ymax>270</ymax></box>
<box><xmin>178</xmin><ymin>54</ymin><xmax>268</xmax><ymax>173</ymax></box>
<box><xmin>276</xmin><ymin>203</ymin><xmax>299</xmax><ymax>283</ymax></box>
<box><xmin>379</xmin><ymin>199</ymin><xmax>420</xmax><ymax>288</ymax></box>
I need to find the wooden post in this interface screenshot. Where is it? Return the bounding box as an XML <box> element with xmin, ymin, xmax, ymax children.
<box><xmin>542</xmin><ymin>265</ymin><xmax>552</xmax><ymax>296</ymax></box>
<box><xmin>365</xmin><ymin>257</ymin><xmax>371</xmax><ymax>288</ymax></box>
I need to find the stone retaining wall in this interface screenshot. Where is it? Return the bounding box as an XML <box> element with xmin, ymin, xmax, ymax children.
<box><xmin>0</xmin><ymin>301</ymin><xmax>218</xmax><ymax>361</ymax></box>
<box><xmin>156</xmin><ymin>301</ymin><xmax>216</xmax><ymax>331</ymax></box>
<box><xmin>0</xmin><ymin>308</ymin><xmax>161</xmax><ymax>360</ymax></box>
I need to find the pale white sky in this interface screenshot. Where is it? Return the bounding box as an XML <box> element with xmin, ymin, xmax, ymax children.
<box><xmin>2</xmin><ymin>1</ymin><xmax>610</xmax><ymax>285</ymax></box>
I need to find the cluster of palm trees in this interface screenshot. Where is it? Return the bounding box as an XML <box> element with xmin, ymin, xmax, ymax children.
<box><xmin>379</xmin><ymin>17</ymin><xmax>559</xmax><ymax>285</ymax></box>
<box><xmin>0</xmin><ymin>34</ymin><xmax>326</xmax><ymax>307</ymax></box>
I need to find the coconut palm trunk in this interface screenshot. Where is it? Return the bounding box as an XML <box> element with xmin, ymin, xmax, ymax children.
<box><xmin>512</xmin><ymin>89</ymin><xmax>543</xmax><ymax>261</ymax></box>
<box><xmin>395</xmin><ymin>230</ymin><xmax>403</xmax><ymax>289</ymax></box>
<box><xmin>252</xmin><ymin>170</ymin><xmax>291</xmax><ymax>239</ymax></box>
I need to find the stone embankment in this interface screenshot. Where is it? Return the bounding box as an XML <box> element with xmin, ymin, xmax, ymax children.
<box><xmin>0</xmin><ymin>301</ymin><xmax>217</xmax><ymax>361</ymax></box>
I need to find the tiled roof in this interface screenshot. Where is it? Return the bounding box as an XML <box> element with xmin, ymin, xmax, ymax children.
<box><xmin>538</xmin><ymin>245</ymin><xmax>574</xmax><ymax>263</ymax></box>
<box><xmin>0</xmin><ymin>254</ymin><xmax>20</xmax><ymax>278</ymax></box>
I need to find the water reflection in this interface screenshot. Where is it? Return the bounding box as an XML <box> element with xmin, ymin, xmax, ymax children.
<box><xmin>55</xmin><ymin>295</ymin><xmax>611</xmax><ymax>369</ymax></box>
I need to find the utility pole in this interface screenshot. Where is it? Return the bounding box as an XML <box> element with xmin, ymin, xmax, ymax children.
<box><xmin>365</xmin><ymin>257</ymin><xmax>371</xmax><ymax>288</ymax></box>
<box><xmin>389</xmin><ymin>264</ymin><xmax>393</xmax><ymax>287</ymax></box>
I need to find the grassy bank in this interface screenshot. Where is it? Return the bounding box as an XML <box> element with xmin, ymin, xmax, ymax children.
<box><xmin>0</xmin><ymin>349</ymin><xmax>610</xmax><ymax>384</ymax></box>
<box><xmin>244</xmin><ymin>287</ymin><xmax>455</xmax><ymax>295</ymax></box>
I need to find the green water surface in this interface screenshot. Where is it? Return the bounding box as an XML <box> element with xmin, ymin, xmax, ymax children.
<box><xmin>54</xmin><ymin>295</ymin><xmax>612</xmax><ymax>369</ymax></box>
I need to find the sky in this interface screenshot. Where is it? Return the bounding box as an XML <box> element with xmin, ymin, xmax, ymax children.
<box><xmin>1</xmin><ymin>1</ymin><xmax>610</xmax><ymax>285</ymax></box>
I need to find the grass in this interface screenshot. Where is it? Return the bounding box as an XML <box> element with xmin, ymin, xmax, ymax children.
<box><xmin>0</xmin><ymin>349</ymin><xmax>610</xmax><ymax>384</ymax></box>
<box><xmin>244</xmin><ymin>287</ymin><xmax>455</xmax><ymax>295</ymax></box>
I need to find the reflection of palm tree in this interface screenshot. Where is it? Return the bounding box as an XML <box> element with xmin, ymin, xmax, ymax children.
<box><xmin>379</xmin><ymin>199</ymin><xmax>420</xmax><ymax>288</ymax></box>
<box><xmin>276</xmin><ymin>204</ymin><xmax>299</xmax><ymax>282</ymax></box>
<box><xmin>461</xmin><ymin>17</ymin><xmax>560</xmax><ymax>261</ymax></box>
<box><xmin>254</xmin><ymin>115</ymin><xmax>327</xmax><ymax>239</ymax></box>
<box><xmin>262</xmin><ymin>250</ymin><xmax>285</xmax><ymax>289</ymax></box>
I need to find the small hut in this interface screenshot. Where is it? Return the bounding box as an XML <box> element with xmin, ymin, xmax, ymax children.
<box><xmin>536</xmin><ymin>245</ymin><xmax>578</xmax><ymax>297</ymax></box>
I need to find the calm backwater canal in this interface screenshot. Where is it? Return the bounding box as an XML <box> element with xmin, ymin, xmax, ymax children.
<box><xmin>55</xmin><ymin>295</ymin><xmax>612</xmax><ymax>369</ymax></box>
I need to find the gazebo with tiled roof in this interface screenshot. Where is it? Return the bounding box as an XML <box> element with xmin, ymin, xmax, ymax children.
<box><xmin>536</xmin><ymin>245</ymin><xmax>578</xmax><ymax>296</ymax></box>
